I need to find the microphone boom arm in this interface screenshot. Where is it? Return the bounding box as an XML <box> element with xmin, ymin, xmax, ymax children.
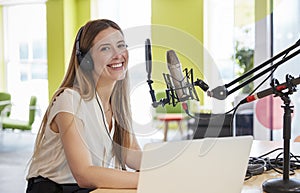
<box><xmin>209</xmin><ymin>38</ymin><xmax>300</xmax><ymax>100</ymax></box>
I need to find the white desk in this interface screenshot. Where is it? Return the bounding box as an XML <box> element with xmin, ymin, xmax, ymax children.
<box><xmin>92</xmin><ymin>140</ymin><xmax>300</xmax><ymax>193</ymax></box>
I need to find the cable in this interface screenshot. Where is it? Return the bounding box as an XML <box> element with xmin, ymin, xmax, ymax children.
<box><xmin>231</xmin><ymin>45</ymin><xmax>295</xmax><ymax>132</ymax></box>
<box><xmin>230</xmin><ymin>67</ymin><xmax>278</xmax><ymax>134</ymax></box>
<box><xmin>182</xmin><ymin>102</ymin><xmax>237</xmax><ymax>121</ymax></box>
<box><xmin>184</xmin><ymin>65</ymin><xmax>278</xmax><ymax>121</ymax></box>
<box><xmin>244</xmin><ymin>148</ymin><xmax>300</xmax><ymax>181</ymax></box>
<box><xmin>95</xmin><ymin>91</ymin><xmax>126</xmax><ymax>170</ymax></box>
<box><xmin>245</xmin><ymin>157</ymin><xmax>267</xmax><ymax>180</ymax></box>
<box><xmin>183</xmin><ymin>66</ymin><xmax>276</xmax><ymax>137</ymax></box>
<box><xmin>183</xmin><ymin>56</ymin><xmax>282</xmax><ymax>140</ymax></box>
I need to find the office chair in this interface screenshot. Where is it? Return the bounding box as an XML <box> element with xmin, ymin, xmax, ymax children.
<box><xmin>0</xmin><ymin>92</ymin><xmax>11</xmax><ymax>117</ymax></box>
<box><xmin>153</xmin><ymin>90</ymin><xmax>187</xmax><ymax>141</ymax></box>
<box><xmin>1</xmin><ymin>95</ymin><xmax>37</xmax><ymax>131</ymax></box>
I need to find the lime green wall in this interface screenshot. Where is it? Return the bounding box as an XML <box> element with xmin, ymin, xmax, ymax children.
<box><xmin>76</xmin><ymin>0</ymin><xmax>91</xmax><ymax>26</ymax></box>
<box><xmin>151</xmin><ymin>0</ymin><xmax>204</xmax><ymax>102</ymax></box>
<box><xmin>0</xmin><ymin>5</ymin><xmax>5</xmax><ymax>91</ymax></box>
<box><xmin>255</xmin><ymin>0</ymin><xmax>272</xmax><ymax>22</ymax></box>
<box><xmin>47</xmin><ymin>0</ymin><xmax>65</xmax><ymax>98</ymax></box>
<box><xmin>46</xmin><ymin>0</ymin><xmax>90</xmax><ymax>99</ymax></box>
<box><xmin>63</xmin><ymin>0</ymin><xmax>77</xmax><ymax>68</ymax></box>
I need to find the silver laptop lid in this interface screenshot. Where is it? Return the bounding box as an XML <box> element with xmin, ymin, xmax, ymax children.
<box><xmin>138</xmin><ymin>136</ymin><xmax>253</xmax><ymax>193</ymax></box>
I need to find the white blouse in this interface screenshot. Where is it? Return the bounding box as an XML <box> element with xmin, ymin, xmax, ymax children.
<box><xmin>26</xmin><ymin>88</ymin><xmax>117</xmax><ymax>184</ymax></box>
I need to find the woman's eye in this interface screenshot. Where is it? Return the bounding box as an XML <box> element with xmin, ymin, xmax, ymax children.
<box><xmin>100</xmin><ymin>46</ymin><xmax>111</xmax><ymax>52</ymax></box>
<box><xmin>118</xmin><ymin>43</ymin><xmax>127</xmax><ymax>49</ymax></box>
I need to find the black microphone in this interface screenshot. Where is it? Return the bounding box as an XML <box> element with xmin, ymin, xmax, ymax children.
<box><xmin>145</xmin><ymin>39</ymin><xmax>158</xmax><ymax>107</ymax></box>
<box><xmin>240</xmin><ymin>76</ymin><xmax>300</xmax><ymax>104</ymax></box>
<box><xmin>145</xmin><ymin>38</ymin><xmax>152</xmax><ymax>80</ymax></box>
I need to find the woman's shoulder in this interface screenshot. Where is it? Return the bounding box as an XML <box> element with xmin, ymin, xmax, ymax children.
<box><xmin>63</xmin><ymin>87</ymin><xmax>80</xmax><ymax>95</ymax></box>
<box><xmin>47</xmin><ymin>88</ymin><xmax>84</xmax><ymax>126</ymax></box>
<box><xmin>51</xmin><ymin>88</ymin><xmax>83</xmax><ymax>106</ymax></box>
<box><xmin>58</xmin><ymin>88</ymin><xmax>81</xmax><ymax>98</ymax></box>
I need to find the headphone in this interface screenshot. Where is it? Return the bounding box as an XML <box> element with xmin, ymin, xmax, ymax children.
<box><xmin>75</xmin><ymin>26</ymin><xmax>94</xmax><ymax>71</ymax></box>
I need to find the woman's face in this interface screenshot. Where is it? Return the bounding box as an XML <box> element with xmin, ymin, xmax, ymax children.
<box><xmin>91</xmin><ymin>27</ymin><xmax>128</xmax><ymax>83</ymax></box>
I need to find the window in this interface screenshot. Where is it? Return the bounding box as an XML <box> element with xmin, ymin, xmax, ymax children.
<box><xmin>2</xmin><ymin>2</ymin><xmax>47</xmax><ymax>128</ymax></box>
<box><xmin>204</xmin><ymin>0</ymin><xmax>237</xmax><ymax>111</ymax></box>
<box><xmin>272</xmin><ymin>0</ymin><xmax>300</xmax><ymax>140</ymax></box>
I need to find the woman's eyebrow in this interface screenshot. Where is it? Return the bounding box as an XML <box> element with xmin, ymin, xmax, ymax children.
<box><xmin>98</xmin><ymin>43</ymin><xmax>110</xmax><ymax>47</ymax></box>
<box><xmin>117</xmin><ymin>40</ymin><xmax>125</xmax><ymax>43</ymax></box>
<box><xmin>94</xmin><ymin>39</ymin><xmax>125</xmax><ymax>49</ymax></box>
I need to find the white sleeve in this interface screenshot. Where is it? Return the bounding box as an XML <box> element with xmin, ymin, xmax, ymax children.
<box><xmin>48</xmin><ymin>88</ymin><xmax>84</xmax><ymax>126</ymax></box>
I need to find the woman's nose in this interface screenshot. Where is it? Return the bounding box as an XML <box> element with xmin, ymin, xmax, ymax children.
<box><xmin>111</xmin><ymin>46</ymin><xmax>127</xmax><ymax>58</ymax></box>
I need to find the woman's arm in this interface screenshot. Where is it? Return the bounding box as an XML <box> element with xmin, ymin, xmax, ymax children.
<box><xmin>125</xmin><ymin>135</ymin><xmax>142</xmax><ymax>170</ymax></box>
<box><xmin>52</xmin><ymin>112</ymin><xmax>139</xmax><ymax>189</ymax></box>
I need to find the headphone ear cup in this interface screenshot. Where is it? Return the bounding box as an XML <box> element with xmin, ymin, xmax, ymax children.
<box><xmin>78</xmin><ymin>52</ymin><xmax>94</xmax><ymax>71</ymax></box>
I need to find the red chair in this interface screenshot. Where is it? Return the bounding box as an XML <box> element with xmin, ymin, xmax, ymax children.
<box><xmin>157</xmin><ymin>113</ymin><xmax>185</xmax><ymax>141</ymax></box>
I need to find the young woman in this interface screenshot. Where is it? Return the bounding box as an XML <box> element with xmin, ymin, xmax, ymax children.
<box><xmin>26</xmin><ymin>19</ymin><xmax>141</xmax><ymax>193</ymax></box>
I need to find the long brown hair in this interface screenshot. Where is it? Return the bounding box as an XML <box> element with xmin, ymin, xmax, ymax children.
<box><xmin>31</xmin><ymin>19</ymin><xmax>132</xmax><ymax>168</ymax></box>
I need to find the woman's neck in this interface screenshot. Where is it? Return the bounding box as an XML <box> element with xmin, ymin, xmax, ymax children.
<box><xmin>96</xmin><ymin>82</ymin><xmax>115</xmax><ymax>108</ymax></box>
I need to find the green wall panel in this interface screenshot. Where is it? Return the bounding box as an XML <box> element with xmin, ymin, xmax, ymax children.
<box><xmin>47</xmin><ymin>0</ymin><xmax>65</xmax><ymax>98</ymax></box>
<box><xmin>46</xmin><ymin>0</ymin><xmax>90</xmax><ymax>99</ymax></box>
<box><xmin>151</xmin><ymin>0</ymin><xmax>204</xmax><ymax>103</ymax></box>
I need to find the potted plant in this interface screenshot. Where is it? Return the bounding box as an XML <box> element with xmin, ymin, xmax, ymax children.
<box><xmin>234</xmin><ymin>41</ymin><xmax>254</xmax><ymax>94</ymax></box>
<box><xmin>233</xmin><ymin>42</ymin><xmax>255</xmax><ymax>136</ymax></box>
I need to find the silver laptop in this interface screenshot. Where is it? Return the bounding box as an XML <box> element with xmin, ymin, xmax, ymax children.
<box><xmin>137</xmin><ymin>136</ymin><xmax>253</xmax><ymax>193</ymax></box>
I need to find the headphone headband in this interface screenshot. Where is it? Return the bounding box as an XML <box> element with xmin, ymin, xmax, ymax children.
<box><xmin>75</xmin><ymin>26</ymin><xmax>94</xmax><ymax>71</ymax></box>
<box><xmin>75</xmin><ymin>27</ymin><xmax>84</xmax><ymax>56</ymax></box>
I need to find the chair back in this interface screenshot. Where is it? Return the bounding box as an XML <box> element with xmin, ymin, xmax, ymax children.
<box><xmin>28</xmin><ymin>96</ymin><xmax>37</xmax><ymax>125</ymax></box>
<box><xmin>0</xmin><ymin>92</ymin><xmax>11</xmax><ymax>116</ymax></box>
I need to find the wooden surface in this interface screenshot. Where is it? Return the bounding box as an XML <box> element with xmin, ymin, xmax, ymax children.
<box><xmin>92</xmin><ymin>189</ymin><xmax>136</xmax><ymax>193</ymax></box>
<box><xmin>92</xmin><ymin>140</ymin><xmax>300</xmax><ymax>193</ymax></box>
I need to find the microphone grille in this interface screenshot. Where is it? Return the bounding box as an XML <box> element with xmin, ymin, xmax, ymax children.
<box><xmin>166</xmin><ymin>50</ymin><xmax>180</xmax><ymax>65</ymax></box>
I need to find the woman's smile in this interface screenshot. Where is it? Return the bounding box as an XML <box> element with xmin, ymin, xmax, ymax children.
<box><xmin>107</xmin><ymin>62</ymin><xmax>124</xmax><ymax>70</ymax></box>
